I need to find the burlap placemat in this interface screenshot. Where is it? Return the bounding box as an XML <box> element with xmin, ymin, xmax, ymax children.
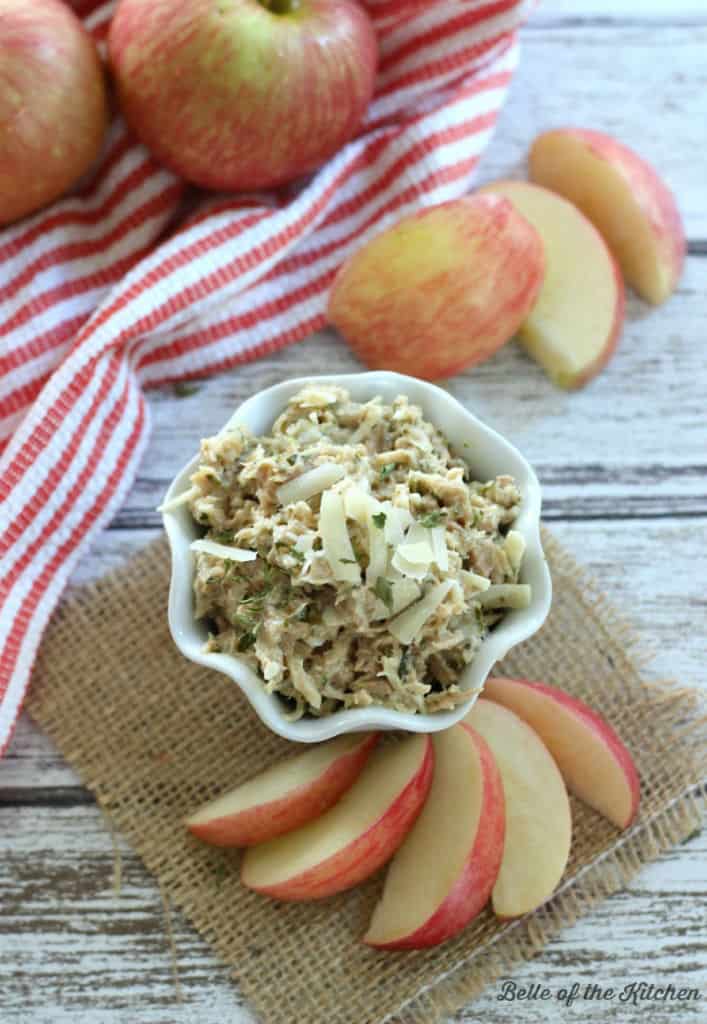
<box><xmin>27</xmin><ymin>528</ymin><xmax>705</xmax><ymax>1024</ymax></box>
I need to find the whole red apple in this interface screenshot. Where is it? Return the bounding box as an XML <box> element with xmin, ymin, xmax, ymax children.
<box><xmin>108</xmin><ymin>0</ymin><xmax>379</xmax><ymax>192</ymax></box>
<box><xmin>0</xmin><ymin>0</ymin><xmax>108</xmax><ymax>226</ymax></box>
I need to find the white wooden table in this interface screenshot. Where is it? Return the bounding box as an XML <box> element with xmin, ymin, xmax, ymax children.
<box><xmin>1</xmin><ymin>2</ymin><xmax>705</xmax><ymax>1021</ymax></box>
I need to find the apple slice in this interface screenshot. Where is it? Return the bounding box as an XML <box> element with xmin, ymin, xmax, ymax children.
<box><xmin>186</xmin><ymin>732</ymin><xmax>379</xmax><ymax>847</ymax></box>
<box><xmin>529</xmin><ymin>128</ymin><xmax>685</xmax><ymax>305</ymax></box>
<box><xmin>241</xmin><ymin>734</ymin><xmax>433</xmax><ymax>900</ymax></box>
<box><xmin>364</xmin><ymin>723</ymin><xmax>504</xmax><ymax>949</ymax></box>
<box><xmin>466</xmin><ymin>698</ymin><xmax>572</xmax><ymax>918</ymax></box>
<box><xmin>478</xmin><ymin>180</ymin><xmax>625</xmax><ymax>389</ymax></box>
<box><xmin>327</xmin><ymin>194</ymin><xmax>545</xmax><ymax>380</ymax></box>
<box><xmin>482</xmin><ymin>677</ymin><xmax>639</xmax><ymax>829</ymax></box>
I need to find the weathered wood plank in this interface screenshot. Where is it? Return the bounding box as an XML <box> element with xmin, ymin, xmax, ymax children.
<box><xmin>2</xmin><ymin>794</ymin><xmax>701</xmax><ymax>999</ymax></box>
<box><xmin>486</xmin><ymin>21</ymin><xmax>707</xmax><ymax>239</ymax></box>
<box><xmin>0</xmin><ymin>805</ymin><xmax>703</xmax><ymax>1024</ymax></box>
<box><xmin>536</xmin><ymin>0</ymin><xmax>707</xmax><ymax>24</ymax></box>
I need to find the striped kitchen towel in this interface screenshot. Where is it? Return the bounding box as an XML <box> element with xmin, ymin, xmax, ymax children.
<box><xmin>0</xmin><ymin>0</ymin><xmax>530</xmax><ymax>753</ymax></box>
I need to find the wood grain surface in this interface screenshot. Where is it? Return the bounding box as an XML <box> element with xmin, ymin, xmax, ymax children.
<box><xmin>1</xmin><ymin>3</ymin><xmax>705</xmax><ymax>1022</ymax></box>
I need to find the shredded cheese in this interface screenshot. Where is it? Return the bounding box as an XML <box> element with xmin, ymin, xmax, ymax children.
<box><xmin>462</xmin><ymin>570</ymin><xmax>491</xmax><ymax>591</ymax></box>
<box><xmin>276</xmin><ymin>463</ymin><xmax>346</xmax><ymax>506</ymax></box>
<box><xmin>343</xmin><ymin>484</ymin><xmax>376</xmax><ymax>526</ymax></box>
<box><xmin>384</xmin><ymin>505</ymin><xmax>413</xmax><ymax>547</ymax></box>
<box><xmin>475</xmin><ymin>583</ymin><xmax>531</xmax><ymax>609</ymax></box>
<box><xmin>190</xmin><ymin>539</ymin><xmax>257</xmax><ymax>562</ymax></box>
<box><xmin>319</xmin><ymin>490</ymin><xmax>361</xmax><ymax>584</ymax></box>
<box><xmin>366</xmin><ymin>516</ymin><xmax>389</xmax><ymax>586</ymax></box>
<box><xmin>158</xmin><ymin>486</ymin><xmax>199</xmax><ymax>514</ymax></box>
<box><xmin>396</xmin><ymin>539</ymin><xmax>434</xmax><ymax>564</ymax></box>
<box><xmin>387</xmin><ymin>580</ymin><xmax>455</xmax><ymax>645</ymax></box>
<box><xmin>372</xmin><ymin>577</ymin><xmax>421</xmax><ymax>621</ymax></box>
<box><xmin>429</xmin><ymin>525</ymin><xmax>449</xmax><ymax>571</ymax></box>
<box><xmin>391</xmin><ymin>548</ymin><xmax>429</xmax><ymax>580</ymax></box>
<box><xmin>504</xmin><ymin>530</ymin><xmax>526</xmax><ymax>572</ymax></box>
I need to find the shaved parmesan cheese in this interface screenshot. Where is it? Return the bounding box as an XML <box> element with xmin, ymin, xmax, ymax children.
<box><xmin>190</xmin><ymin>539</ymin><xmax>257</xmax><ymax>562</ymax></box>
<box><xmin>319</xmin><ymin>490</ymin><xmax>361</xmax><ymax>584</ymax></box>
<box><xmin>388</xmin><ymin>580</ymin><xmax>455</xmax><ymax>645</ymax></box>
<box><xmin>504</xmin><ymin>530</ymin><xmax>526</xmax><ymax>572</ymax></box>
<box><xmin>384</xmin><ymin>505</ymin><xmax>413</xmax><ymax>547</ymax></box>
<box><xmin>397</xmin><ymin>539</ymin><xmax>434</xmax><ymax>564</ymax></box>
<box><xmin>392</xmin><ymin>578</ymin><xmax>421</xmax><ymax>614</ymax></box>
<box><xmin>343</xmin><ymin>485</ymin><xmax>375</xmax><ymax>526</ymax></box>
<box><xmin>475</xmin><ymin>583</ymin><xmax>531</xmax><ymax>609</ymax></box>
<box><xmin>462</xmin><ymin>570</ymin><xmax>491</xmax><ymax>591</ymax></box>
<box><xmin>429</xmin><ymin>526</ymin><xmax>449</xmax><ymax>571</ymax></box>
<box><xmin>366</xmin><ymin>516</ymin><xmax>389</xmax><ymax>585</ymax></box>
<box><xmin>276</xmin><ymin>463</ymin><xmax>345</xmax><ymax>506</ymax></box>
<box><xmin>371</xmin><ymin>577</ymin><xmax>421</xmax><ymax>621</ymax></box>
<box><xmin>158</xmin><ymin>486</ymin><xmax>199</xmax><ymax>513</ymax></box>
<box><xmin>391</xmin><ymin>548</ymin><xmax>429</xmax><ymax>580</ymax></box>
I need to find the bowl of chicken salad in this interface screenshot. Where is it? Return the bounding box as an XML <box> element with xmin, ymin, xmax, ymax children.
<box><xmin>161</xmin><ymin>372</ymin><xmax>552</xmax><ymax>742</ymax></box>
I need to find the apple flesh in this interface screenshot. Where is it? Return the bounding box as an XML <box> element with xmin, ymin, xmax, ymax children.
<box><xmin>482</xmin><ymin>677</ymin><xmax>640</xmax><ymax>830</ymax></box>
<box><xmin>327</xmin><ymin>194</ymin><xmax>545</xmax><ymax>380</ymax></box>
<box><xmin>478</xmin><ymin>181</ymin><xmax>625</xmax><ymax>389</ymax></box>
<box><xmin>109</xmin><ymin>0</ymin><xmax>378</xmax><ymax>192</ymax></box>
<box><xmin>363</xmin><ymin>723</ymin><xmax>504</xmax><ymax>949</ymax></box>
<box><xmin>241</xmin><ymin>734</ymin><xmax>433</xmax><ymax>900</ymax></box>
<box><xmin>186</xmin><ymin>732</ymin><xmax>378</xmax><ymax>847</ymax></box>
<box><xmin>529</xmin><ymin>128</ymin><xmax>685</xmax><ymax>305</ymax></box>
<box><xmin>466</xmin><ymin>698</ymin><xmax>572</xmax><ymax>918</ymax></box>
<box><xmin>0</xmin><ymin>0</ymin><xmax>108</xmax><ymax>226</ymax></box>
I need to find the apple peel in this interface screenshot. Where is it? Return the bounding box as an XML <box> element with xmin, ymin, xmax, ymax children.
<box><xmin>364</xmin><ymin>723</ymin><xmax>505</xmax><ymax>949</ymax></box>
<box><xmin>482</xmin><ymin>676</ymin><xmax>640</xmax><ymax>829</ymax></box>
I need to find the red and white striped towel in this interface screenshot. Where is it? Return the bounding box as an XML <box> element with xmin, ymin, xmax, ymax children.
<box><xmin>0</xmin><ymin>0</ymin><xmax>530</xmax><ymax>754</ymax></box>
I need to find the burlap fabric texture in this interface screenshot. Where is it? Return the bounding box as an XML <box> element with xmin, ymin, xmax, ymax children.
<box><xmin>27</xmin><ymin>528</ymin><xmax>706</xmax><ymax>1024</ymax></box>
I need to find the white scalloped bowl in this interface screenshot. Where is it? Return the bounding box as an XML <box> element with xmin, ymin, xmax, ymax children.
<box><xmin>162</xmin><ymin>371</ymin><xmax>551</xmax><ymax>743</ymax></box>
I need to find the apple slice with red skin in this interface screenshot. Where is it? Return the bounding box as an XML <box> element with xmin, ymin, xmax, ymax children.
<box><xmin>241</xmin><ymin>734</ymin><xmax>433</xmax><ymax>901</ymax></box>
<box><xmin>466</xmin><ymin>698</ymin><xmax>572</xmax><ymax>918</ymax></box>
<box><xmin>529</xmin><ymin>128</ymin><xmax>685</xmax><ymax>305</ymax></box>
<box><xmin>478</xmin><ymin>180</ymin><xmax>625</xmax><ymax>389</ymax></box>
<box><xmin>363</xmin><ymin>723</ymin><xmax>504</xmax><ymax>949</ymax></box>
<box><xmin>327</xmin><ymin>194</ymin><xmax>545</xmax><ymax>381</ymax></box>
<box><xmin>482</xmin><ymin>677</ymin><xmax>640</xmax><ymax>829</ymax></box>
<box><xmin>186</xmin><ymin>732</ymin><xmax>379</xmax><ymax>847</ymax></box>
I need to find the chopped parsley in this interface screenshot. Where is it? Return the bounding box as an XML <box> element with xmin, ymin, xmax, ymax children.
<box><xmin>237</xmin><ymin>631</ymin><xmax>257</xmax><ymax>652</ymax></box>
<box><xmin>398</xmin><ymin>646</ymin><xmax>411</xmax><ymax>678</ymax></box>
<box><xmin>419</xmin><ymin>510</ymin><xmax>446</xmax><ymax>528</ymax></box>
<box><xmin>213</xmin><ymin>530</ymin><xmax>235</xmax><ymax>543</ymax></box>
<box><xmin>374</xmin><ymin>576</ymin><xmax>394</xmax><ymax>612</ymax></box>
<box><xmin>371</xmin><ymin>511</ymin><xmax>387</xmax><ymax>529</ymax></box>
<box><xmin>231</xmin><ymin>612</ymin><xmax>256</xmax><ymax>630</ymax></box>
<box><xmin>379</xmin><ymin>464</ymin><xmax>396</xmax><ymax>478</ymax></box>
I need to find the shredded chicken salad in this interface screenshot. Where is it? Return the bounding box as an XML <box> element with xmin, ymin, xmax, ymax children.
<box><xmin>166</xmin><ymin>385</ymin><xmax>531</xmax><ymax>719</ymax></box>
